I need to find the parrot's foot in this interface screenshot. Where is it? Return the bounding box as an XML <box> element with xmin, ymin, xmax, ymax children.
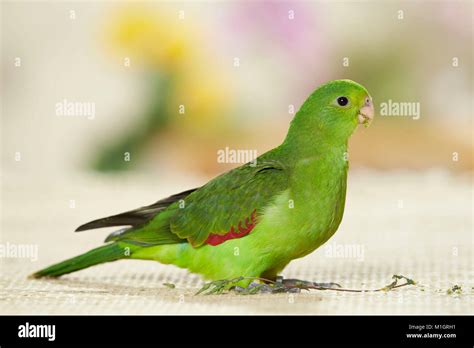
<box><xmin>277</xmin><ymin>277</ymin><xmax>342</xmax><ymax>290</ymax></box>
<box><xmin>232</xmin><ymin>277</ymin><xmax>340</xmax><ymax>294</ymax></box>
<box><xmin>196</xmin><ymin>276</ymin><xmax>342</xmax><ymax>295</ymax></box>
<box><xmin>233</xmin><ymin>282</ymin><xmax>301</xmax><ymax>294</ymax></box>
<box><xmin>196</xmin><ymin>277</ymin><xmax>301</xmax><ymax>295</ymax></box>
<box><xmin>196</xmin><ymin>277</ymin><xmax>253</xmax><ymax>295</ymax></box>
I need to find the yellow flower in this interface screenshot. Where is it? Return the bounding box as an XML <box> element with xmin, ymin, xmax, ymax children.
<box><xmin>103</xmin><ymin>4</ymin><xmax>234</xmax><ymax>132</ymax></box>
<box><xmin>170</xmin><ymin>68</ymin><xmax>233</xmax><ymax>132</ymax></box>
<box><xmin>104</xmin><ymin>5</ymin><xmax>198</xmax><ymax>71</ymax></box>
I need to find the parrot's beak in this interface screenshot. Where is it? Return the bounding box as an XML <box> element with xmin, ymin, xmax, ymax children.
<box><xmin>358</xmin><ymin>97</ymin><xmax>374</xmax><ymax>126</ymax></box>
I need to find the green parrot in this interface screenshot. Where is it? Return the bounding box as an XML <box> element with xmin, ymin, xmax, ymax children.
<box><xmin>32</xmin><ymin>79</ymin><xmax>374</xmax><ymax>293</ymax></box>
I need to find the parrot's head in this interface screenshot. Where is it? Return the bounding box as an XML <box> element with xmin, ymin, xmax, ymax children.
<box><xmin>287</xmin><ymin>79</ymin><xmax>374</xmax><ymax>146</ymax></box>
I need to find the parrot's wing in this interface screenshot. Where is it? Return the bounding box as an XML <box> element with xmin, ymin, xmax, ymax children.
<box><xmin>169</xmin><ymin>159</ymin><xmax>289</xmax><ymax>247</ymax></box>
<box><xmin>75</xmin><ymin>188</ymin><xmax>198</xmax><ymax>232</ymax></box>
<box><xmin>103</xmin><ymin>158</ymin><xmax>289</xmax><ymax>247</ymax></box>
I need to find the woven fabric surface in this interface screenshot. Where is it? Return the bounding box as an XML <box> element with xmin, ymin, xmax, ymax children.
<box><xmin>1</xmin><ymin>169</ymin><xmax>472</xmax><ymax>314</ymax></box>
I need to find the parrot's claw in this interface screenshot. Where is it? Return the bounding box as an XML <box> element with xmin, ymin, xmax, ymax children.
<box><xmin>313</xmin><ymin>282</ymin><xmax>342</xmax><ymax>289</ymax></box>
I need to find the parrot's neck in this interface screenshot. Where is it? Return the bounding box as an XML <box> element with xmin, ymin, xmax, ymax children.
<box><xmin>282</xmin><ymin>138</ymin><xmax>349</xmax><ymax>188</ymax></box>
<box><xmin>277</xmin><ymin>133</ymin><xmax>349</xmax><ymax>256</ymax></box>
<box><xmin>281</xmin><ymin>110</ymin><xmax>352</xmax><ymax>161</ymax></box>
<box><xmin>280</xmin><ymin>128</ymin><xmax>349</xmax><ymax>164</ymax></box>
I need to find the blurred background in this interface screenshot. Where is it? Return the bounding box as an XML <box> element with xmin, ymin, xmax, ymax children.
<box><xmin>1</xmin><ymin>1</ymin><xmax>472</xmax><ymax>314</ymax></box>
<box><xmin>2</xmin><ymin>1</ymin><xmax>472</xmax><ymax>176</ymax></box>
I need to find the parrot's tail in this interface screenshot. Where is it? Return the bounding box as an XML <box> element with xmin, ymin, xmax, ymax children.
<box><xmin>30</xmin><ymin>243</ymin><xmax>130</xmax><ymax>278</ymax></box>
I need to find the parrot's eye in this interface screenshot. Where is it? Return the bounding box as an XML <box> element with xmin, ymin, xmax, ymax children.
<box><xmin>336</xmin><ymin>96</ymin><xmax>349</xmax><ymax>107</ymax></box>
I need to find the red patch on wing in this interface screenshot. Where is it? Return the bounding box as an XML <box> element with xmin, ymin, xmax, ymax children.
<box><xmin>205</xmin><ymin>209</ymin><xmax>257</xmax><ymax>246</ymax></box>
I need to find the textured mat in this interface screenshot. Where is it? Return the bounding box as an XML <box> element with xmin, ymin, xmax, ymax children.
<box><xmin>1</xmin><ymin>169</ymin><xmax>472</xmax><ymax>314</ymax></box>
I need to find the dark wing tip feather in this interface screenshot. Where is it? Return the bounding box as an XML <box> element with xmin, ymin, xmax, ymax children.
<box><xmin>75</xmin><ymin>216</ymin><xmax>141</xmax><ymax>232</ymax></box>
<box><xmin>75</xmin><ymin>187</ymin><xmax>199</xmax><ymax>232</ymax></box>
